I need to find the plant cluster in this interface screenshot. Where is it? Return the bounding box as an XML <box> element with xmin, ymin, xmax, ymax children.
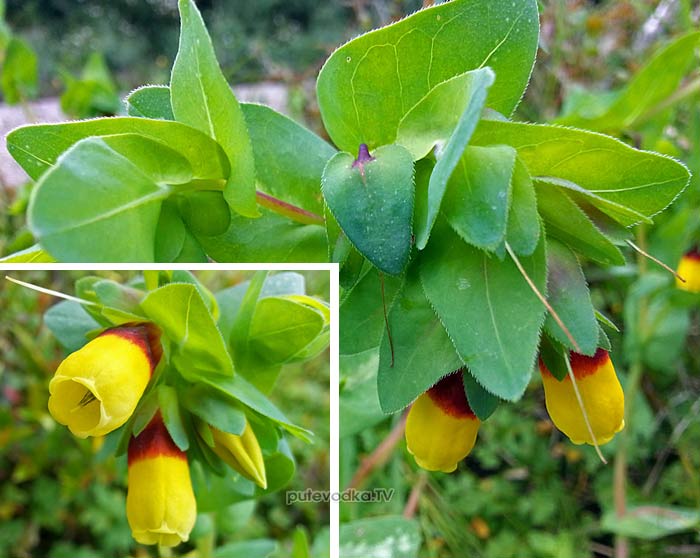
<box><xmin>7</xmin><ymin>270</ymin><xmax>330</xmax><ymax>549</ymax></box>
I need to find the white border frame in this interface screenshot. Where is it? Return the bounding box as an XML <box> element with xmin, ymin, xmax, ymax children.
<box><xmin>1</xmin><ymin>262</ymin><xmax>340</xmax><ymax>557</ymax></box>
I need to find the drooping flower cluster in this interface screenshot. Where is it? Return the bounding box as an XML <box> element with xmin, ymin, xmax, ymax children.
<box><xmin>405</xmin><ymin>350</ymin><xmax>625</xmax><ymax>472</ymax></box>
<box><xmin>47</xmin><ymin>323</ymin><xmax>267</xmax><ymax>547</ymax></box>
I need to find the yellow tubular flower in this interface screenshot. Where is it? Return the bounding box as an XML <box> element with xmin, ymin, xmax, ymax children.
<box><xmin>48</xmin><ymin>324</ymin><xmax>161</xmax><ymax>438</ymax></box>
<box><xmin>677</xmin><ymin>247</ymin><xmax>700</xmax><ymax>293</ymax></box>
<box><xmin>210</xmin><ymin>421</ymin><xmax>267</xmax><ymax>489</ymax></box>
<box><xmin>127</xmin><ymin>412</ymin><xmax>196</xmax><ymax>547</ymax></box>
<box><xmin>405</xmin><ymin>370</ymin><xmax>480</xmax><ymax>473</ymax></box>
<box><xmin>540</xmin><ymin>349</ymin><xmax>625</xmax><ymax>446</ymax></box>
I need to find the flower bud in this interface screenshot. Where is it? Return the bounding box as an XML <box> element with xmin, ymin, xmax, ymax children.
<box><xmin>126</xmin><ymin>412</ymin><xmax>196</xmax><ymax>547</ymax></box>
<box><xmin>540</xmin><ymin>349</ymin><xmax>624</xmax><ymax>446</ymax></box>
<box><xmin>405</xmin><ymin>371</ymin><xmax>480</xmax><ymax>473</ymax></box>
<box><xmin>677</xmin><ymin>247</ymin><xmax>700</xmax><ymax>293</ymax></box>
<box><xmin>210</xmin><ymin>421</ymin><xmax>267</xmax><ymax>489</ymax></box>
<box><xmin>48</xmin><ymin>324</ymin><xmax>161</xmax><ymax>438</ymax></box>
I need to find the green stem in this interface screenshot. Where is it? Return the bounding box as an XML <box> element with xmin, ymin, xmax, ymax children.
<box><xmin>614</xmin><ymin>225</ymin><xmax>648</xmax><ymax>558</ymax></box>
<box><xmin>196</xmin><ymin>513</ymin><xmax>216</xmax><ymax>558</ymax></box>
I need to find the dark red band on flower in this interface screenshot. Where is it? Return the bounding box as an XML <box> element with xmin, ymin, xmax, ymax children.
<box><xmin>102</xmin><ymin>323</ymin><xmax>162</xmax><ymax>373</ymax></box>
<box><xmin>683</xmin><ymin>246</ymin><xmax>700</xmax><ymax>261</ymax></box>
<box><xmin>541</xmin><ymin>349</ymin><xmax>610</xmax><ymax>379</ymax></box>
<box><xmin>427</xmin><ymin>370</ymin><xmax>476</xmax><ymax>419</ymax></box>
<box><xmin>128</xmin><ymin>412</ymin><xmax>185</xmax><ymax>466</ymax></box>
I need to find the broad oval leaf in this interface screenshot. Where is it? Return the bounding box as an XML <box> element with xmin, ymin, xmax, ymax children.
<box><xmin>322</xmin><ymin>144</ymin><xmax>415</xmax><ymax>275</ymax></box>
<box><xmin>172</xmin><ymin>0</ymin><xmax>258</xmax><ymax>217</ymax></box>
<box><xmin>505</xmin><ymin>156</ymin><xmax>540</xmax><ymax>256</ymax></box>
<box><xmin>420</xmin><ymin>219</ymin><xmax>547</xmax><ymax>400</ymax></box>
<box><xmin>317</xmin><ymin>0</ymin><xmax>539</xmax><ymax>152</ymax></box>
<box><xmin>472</xmin><ymin>120</ymin><xmax>691</xmax><ymax>225</ymax></box>
<box><xmin>7</xmin><ymin>116</ymin><xmax>229</xmax><ymax>181</ymax></box>
<box><xmin>27</xmin><ymin>136</ymin><xmax>184</xmax><ymax>262</ymax></box>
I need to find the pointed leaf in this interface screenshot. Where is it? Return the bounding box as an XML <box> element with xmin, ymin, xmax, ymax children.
<box><xmin>172</xmin><ymin>0</ymin><xmax>257</xmax><ymax>217</ymax></box>
<box><xmin>317</xmin><ymin>0</ymin><xmax>539</xmax><ymax>152</ymax></box>
<box><xmin>505</xmin><ymin>156</ymin><xmax>540</xmax><ymax>256</ymax></box>
<box><xmin>443</xmin><ymin>144</ymin><xmax>516</xmax><ymax>251</ymax></box>
<box><xmin>125</xmin><ymin>85</ymin><xmax>175</xmax><ymax>120</ymax></box>
<box><xmin>420</xmin><ymin>220</ymin><xmax>547</xmax><ymax>400</ymax></box>
<box><xmin>322</xmin><ymin>144</ymin><xmax>414</xmax><ymax>275</ymax></box>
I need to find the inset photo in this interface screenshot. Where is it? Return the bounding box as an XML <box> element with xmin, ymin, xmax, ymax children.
<box><xmin>0</xmin><ymin>269</ymin><xmax>331</xmax><ymax>557</ymax></box>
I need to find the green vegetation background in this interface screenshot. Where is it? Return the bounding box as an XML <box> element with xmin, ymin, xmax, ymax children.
<box><xmin>0</xmin><ymin>270</ymin><xmax>330</xmax><ymax>558</ymax></box>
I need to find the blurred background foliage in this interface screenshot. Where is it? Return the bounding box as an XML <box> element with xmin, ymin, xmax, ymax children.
<box><xmin>0</xmin><ymin>270</ymin><xmax>330</xmax><ymax>558</ymax></box>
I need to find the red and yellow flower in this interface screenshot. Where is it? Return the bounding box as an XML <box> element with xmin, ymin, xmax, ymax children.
<box><xmin>540</xmin><ymin>349</ymin><xmax>624</xmax><ymax>446</ymax></box>
<box><xmin>211</xmin><ymin>421</ymin><xmax>267</xmax><ymax>489</ymax></box>
<box><xmin>405</xmin><ymin>370</ymin><xmax>480</xmax><ymax>473</ymax></box>
<box><xmin>126</xmin><ymin>412</ymin><xmax>196</xmax><ymax>547</ymax></box>
<box><xmin>48</xmin><ymin>324</ymin><xmax>161</xmax><ymax>438</ymax></box>
<box><xmin>677</xmin><ymin>247</ymin><xmax>700</xmax><ymax>293</ymax></box>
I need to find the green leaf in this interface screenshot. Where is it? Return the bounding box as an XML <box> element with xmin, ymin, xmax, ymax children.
<box><xmin>154</xmin><ymin>200</ymin><xmax>187</xmax><ymax>262</ymax></box>
<box><xmin>463</xmin><ymin>371</ymin><xmax>499</xmax><ymax>421</ymax></box>
<box><xmin>44</xmin><ymin>300</ymin><xmax>100</xmax><ymax>353</ymax></box>
<box><xmin>538</xmin><ymin>333</ymin><xmax>568</xmax><ymax>381</ymax></box>
<box><xmin>180</xmin><ymin>383</ymin><xmax>246</xmax><ymax>435</ymax></box>
<box><xmin>505</xmin><ymin>156</ymin><xmax>540</xmax><ymax>256</ymax></box>
<box><xmin>1</xmin><ymin>37</ymin><xmax>38</xmax><ymax>104</ymax></box>
<box><xmin>420</xmin><ymin>220</ymin><xmax>547</xmax><ymax>400</ymax></box>
<box><xmin>535</xmin><ymin>183</ymin><xmax>625</xmax><ymax>266</ymax></box>
<box><xmin>0</xmin><ymin>244</ymin><xmax>56</xmax><ymax>263</ymax></box>
<box><xmin>125</xmin><ymin>85</ymin><xmax>175</xmax><ymax>120</ymax></box>
<box><xmin>196</xmin><ymin>209</ymin><xmax>327</xmax><ymax>263</ymax></box>
<box><xmin>172</xmin><ymin>0</ymin><xmax>257</xmax><ymax>217</ymax></box>
<box><xmin>601</xmin><ymin>506</ymin><xmax>700</xmax><ymax>540</ymax></box>
<box><xmin>214</xmin><ymin>540</ymin><xmax>277</xmax><ymax>558</ymax></box>
<box><xmin>27</xmin><ymin>136</ymin><xmax>184</xmax><ymax>262</ymax></box>
<box><xmin>203</xmin><ymin>375</ymin><xmax>311</xmax><ymax>442</ymax></box>
<box><xmin>414</xmin><ymin>69</ymin><xmax>496</xmax><ymax>249</ymax></box>
<box><xmin>230</xmin><ymin>271</ymin><xmax>267</xmax><ymax>360</ymax></box>
<box><xmin>558</xmin><ymin>32</ymin><xmax>700</xmax><ymax>132</ymax></box>
<box><xmin>543</xmin><ymin>240</ymin><xmax>598</xmax><ymax>355</ymax></box>
<box><xmin>317</xmin><ymin>0</ymin><xmax>539</xmax><ymax>152</ymax></box>
<box><xmin>471</xmin><ymin>120</ymin><xmax>691</xmax><ymax>225</ymax></box>
<box><xmin>158</xmin><ymin>384</ymin><xmax>189</xmax><ymax>451</ymax></box>
<box><xmin>179</xmin><ymin>191</ymin><xmax>231</xmax><ymax>237</ymax></box>
<box><xmin>340</xmin><ymin>516</ymin><xmax>421</xmax><ymax>558</ymax></box>
<box><xmin>322</xmin><ymin>144</ymin><xmax>415</xmax><ymax>275</ymax></box>
<box><xmin>242</xmin><ymin>103</ymin><xmax>336</xmax><ymax>215</ymax></box>
<box><xmin>377</xmin><ymin>265</ymin><xmax>462</xmax><ymax>413</ymax></box>
<box><xmin>340</xmin><ymin>349</ymin><xmax>386</xmax><ymax>436</ymax></box>
<box><xmin>396</xmin><ymin>68</ymin><xmax>495</xmax><ymax>161</ymax></box>
<box><xmin>140</xmin><ymin>283</ymin><xmax>233</xmax><ymax>379</ymax></box>
<box><xmin>443</xmin><ymin>144</ymin><xmax>516</xmax><ymax>250</ymax></box>
<box><xmin>8</xmin><ymin>117</ymin><xmax>229</xmax><ymax>182</ymax></box>
<box><xmin>340</xmin><ymin>268</ymin><xmax>403</xmax><ymax>355</ymax></box>
<box><xmin>249</xmin><ymin>297</ymin><xmax>326</xmax><ymax>364</ymax></box>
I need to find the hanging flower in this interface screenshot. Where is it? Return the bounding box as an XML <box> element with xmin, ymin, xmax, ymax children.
<box><xmin>48</xmin><ymin>323</ymin><xmax>161</xmax><ymax>438</ymax></box>
<box><xmin>126</xmin><ymin>412</ymin><xmax>196</xmax><ymax>547</ymax></box>
<box><xmin>676</xmin><ymin>246</ymin><xmax>700</xmax><ymax>293</ymax></box>
<box><xmin>405</xmin><ymin>370</ymin><xmax>480</xmax><ymax>473</ymax></box>
<box><xmin>210</xmin><ymin>421</ymin><xmax>267</xmax><ymax>489</ymax></box>
<box><xmin>540</xmin><ymin>349</ymin><xmax>624</xmax><ymax>446</ymax></box>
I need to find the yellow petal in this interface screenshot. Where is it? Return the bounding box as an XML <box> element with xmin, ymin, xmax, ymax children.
<box><xmin>211</xmin><ymin>422</ymin><xmax>267</xmax><ymax>489</ymax></box>
<box><xmin>405</xmin><ymin>372</ymin><xmax>480</xmax><ymax>473</ymax></box>
<box><xmin>541</xmin><ymin>349</ymin><xmax>625</xmax><ymax>446</ymax></box>
<box><xmin>127</xmin><ymin>414</ymin><xmax>196</xmax><ymax>547</ymax></box>
<box><xmin>48</xmin><ymin>326</ymin><xmax>157</xmax><ymax>438</ymax></box>
<box><xmin>677</xmin><ymin>252</ymin><xmax>700</xmax><ymax>293</ymax></box>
